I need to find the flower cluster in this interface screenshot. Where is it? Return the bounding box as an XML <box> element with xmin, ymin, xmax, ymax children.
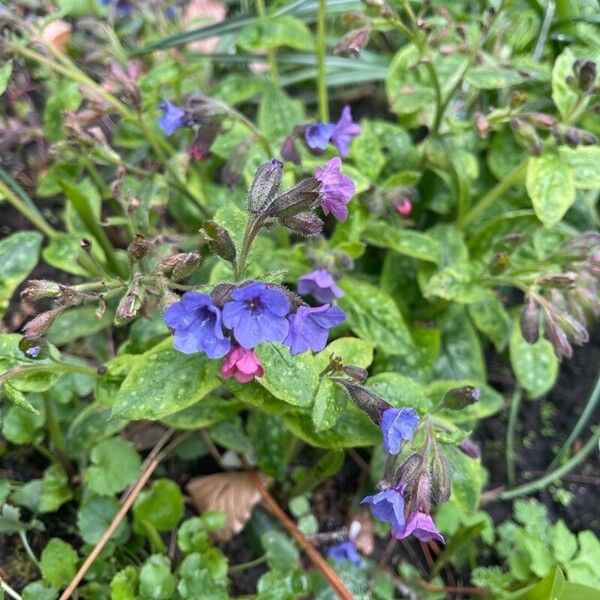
<box><xmin>165</xmin><ymin>281</ymin><xmax>345</xmax><ymax>383</ymax></box>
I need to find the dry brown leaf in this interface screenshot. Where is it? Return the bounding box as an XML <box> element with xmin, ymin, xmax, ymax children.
<box><xmin>183</xmin><ymin>0</ymin><xmax>227</xmax><ymax>53</ymax></box>
<box><xmin>353</xmin><ymin>506</ymin><xmax>374</xmax><ymax>555</ymax></box>
<box><xmin>186</xmin><ymin>471</ymin><xmax>272</xmax><ymax>541</ymax></box>
<box><xmin>42</xmin><ymin>20</ymin><xmax>72</xmax><ymax>51</ymax></box>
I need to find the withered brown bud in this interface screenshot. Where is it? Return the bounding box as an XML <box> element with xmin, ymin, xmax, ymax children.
<box><xmin>430</xmin><ymin>444</ymin><xmax>451</xmax><ymax>504</ymax></box>
<box><xmin>544</xmin><ymin>317</ymin><xmax>573</xmax><ymax>359</ymax></box>
<box><xmin>334</xmin><ymin>27</ymin><xmax>370</xmax><ymax>58</ymax></box>
<box><xmin>267</xmin><ymin>178</ymin><xmax>321</xmax><ymax>219</ymax></box>
<box><xmin>281</xmin><ymin>136</ymin><xmax>301</xmax><ymax>165</ymax></box>
<box><xmin>22</xmin><ymin>308</ymin><xmax>64</xmax><ymax>338</ymax></box>
<box><xmin>114</xmin><ymin>289</ymin><xmax>143</xmax><ymax>326</ymax></box>
<box><xmin>334</xmin><ymin>379</ymin><xmax>390</xmax><ymax>424</ymax></box>
<box><xmin>342</xmin><ymin>365</ymin><xmax>369</xmax><ymax>383</ymax></box>
<box><xmin>573</xmin><ymin>59</ymin><xmax>597</xmax><ymax>92</ymax></box>
<box><xmin>458</xmin><ymin>438</ymin><xmax>481</xmax><ymax>459</ymax></box>
<box><xmin>159</xmin><ymin>252</ymin><xmax>202</xmax><ymax>280</ymax></box>
<box><xmin>280</xmin><ymin>212</ymin><xmax>323</xmax><ymax>237</ymax></box>
<box><xmin>127</xmin><ymin>234</ymin><xmax>150</xmax><ymax>261</ymax></box>
<box><xmin>21</xmin><ymin>280</ymin><xmax>62</xmax><ymax>301</ymax></box>
<box><xmin>203</xmin><ymin>220</ymin><xmax>236</xmax><ymax>262</ymax></box>
<box><xmin>520</xmin><ymin>296</ymin><xmax>540</xmax><ymax>343</ymax></box>
<box><xmin>248</xmin><ymin>159</ymin><xmax>284</xmax><ymax>214</ymax></box>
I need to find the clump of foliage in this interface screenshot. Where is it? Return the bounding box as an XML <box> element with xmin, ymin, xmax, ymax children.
<box><xmin>1</xmin><ymin>0</ymin><xmax>599</xmax><ymax>598</ymax></box>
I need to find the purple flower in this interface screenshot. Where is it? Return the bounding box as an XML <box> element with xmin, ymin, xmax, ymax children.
<box><xmin>361</xmin><ymin>488</ymin><xmax>405</xmax><ymax>532</ymax></box>
<box><xmin>285</xmin><ymin>304</ymin><xmax>345</xmax><ymax>356</ymax></box>
<box><xmin>222</xmin><ymin>282</ymin><xmax>290</xmax><ymax>349</ymax></box>
<box><xmin>304</xmin><ymin>123</ymin><xmax>336</xmax><ymax>152</ymax></box>
<box><xmin>393</xmin><ymin>511</ymin><xmax>445</xmax><ymax>544</ymax></box>
<box><xmin>380</xmin><ymin>408</ymin><xmax>419</xmax><ymax>455</ymax></box>
<box><xmin>100</xmin><ymin>0</ymin><xmax>133</xmax><ymax>15</ymax></box>
<box><xmin>327</xmin><ymin>540</ymin><xmax>362</xmax><ymax>566</ymax></box>
<box><xmin>331</xmin><ymin>106</ymin><xmax>361</xmax><ymax>157</ymax></box>
<box><xmin>164</xmin><ymin>292</ymin><xmax>230</xmax><ymax>359</ymax></box>
<box><xmin>297</xmin><ymin>268</ymin><xmax>344</xmax><ymax>304</ymax></box>
<box><xmin>158</xmin><ymin>100</ymin><xmax>186</xmax><ymax>136</ymax></box>
<box><xmin>315</xmin><ymin>157</ymin><xmax>355</xmax><ymax>221</ymax></box>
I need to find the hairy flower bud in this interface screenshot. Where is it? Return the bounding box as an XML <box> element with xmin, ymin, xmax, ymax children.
<box><xmin>544</xmin><ymin>317</ymin><xmax>573</xmax><ymax>359</ymax></box>
<box><xmin>159</xmin><ymin>252</ymin><xmax>202</xmax><ymax>280</ymax></box>
<box><xmin>523</xmin><ymin>112</ymin><xmax>557</xmax><ymax>130</ymax></box>
<box><xmin>441</xmin><ymin>385</ymin><xmax>480</xmax><ymax>410</ymax></box>
<box><xmin>342</xmin><ymin>365</ymin><xmax>369</xmax><ymax>383</ymax></box>
<box><xmin>248</xmin><ymin>159</ymin><xmax>284</xmax><ymax>213</ymax></box>
<box><xmin>210</xmin><ymin>282</ymin><xmax>235</xmax><ymax>307</ymax></box>
<box><xmin>115</xmin><ymin>288</ymin><xmax>144</xmax><ymax>326</ymax></box>
<box><xmin>573</xmin><ymin>287</ymin><xmax>600</xmax><ymax>317</ymax></box>
<box><xmin>430</xmin><ymin>444</ymin><xmax>451</xmax><ymax>504</ymax></box>
<box><xmin>203</xmin><ymin>221</ymin><xmax>236</xmax><ymax>262</ymax></box>
<box><xmin>281</xmin><ymin>135</ymin><xmax>301</xmax><ymax>165</ymax></box>
<box><xmin>22</xmin><ymin>308</ymin><xmax>64</xmax><ymax>338</ymax></box>
<box><xmin>510</xmin><ymin>117</ymin><xmax>543</xmax><ymax>155</ymax></box>
<box><xmin>554</xmin><ymin>311</ymin><xmax>589</xmax><ymax>345</ymax></box>
<box><xmin>537</xmin><ymin>272</ymin><xmax>578</xmax><ymax>288</ymax></box>
<box><xmin>573</xmin><ymin>59</ymin><xmax>597</xmax><ymax>92</ymax></box>
<box><xmin>220</xmin><ymin>139</ymin><xmax>252</xmax><ymax>189</ymax></box>
<box><xmin>127</xmin><ymin>234</ymin><xmax>150</xmax><ymax>261</ymax></box>
<box><xmin>335</xmin><ymin>379</ymin><xmax>390</xmax><ymax>424</ymax></box>
<box><xmin>280</xmin><ymin>212</ymin><xmax>323</xmax><ymax>237</ymax></box>
<box><xmin>520</xmin><ymin>296</ymin><xmax>540</xmax><ymax>343</ymax></box>
<box><xmin>21</xmin><ymin>280</ymin><xmax>63</xmax><ymax>301</ymax></box>
<box><xmin>267</xmin><ymin>178</ymin><xmax>321</xmax><ymax>219</ymax></box>
<box><xmin>189</xmin><ymin>122</ymin><xmax>222</xmax><ymax>161</ymax></box>
<box><xmin>458</xmin><ymin>438</ymin><xmax>481</xmax><ymax>459</ymax></box>
<box><xmin>334</xmin><ymin>27</ymin><xmax>370</xmax><ymax>58</ymax></box>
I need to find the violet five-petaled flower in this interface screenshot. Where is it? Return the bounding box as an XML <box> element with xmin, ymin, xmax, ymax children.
<box><xmin>327</xmin><ymin>540</ymin><xmax>362</xmax><ymax>566</ymax></box>
<box><xmin>315</xmin><ymin>157</ymin><xmax>356</xmax><ymax>221</ymax></box>
<box><xmin>380</xmin><ymin>407</ymin><xmax>420</xmax><ymax>455</ymax></box>
<box><xmin>393</xmin><ymin>511</ymin><xmax>445</xmax><ymax>544</ymax></box>
<box><xmin>222</xmin><ymin>282</ymin><xmax>290</xmax><ymax>349</ymax></box>
<box><xmin>164</xmin><ymin>292</ymin><xmax>230</xmax><ymax>359</ymax></box>
<box><xmin>158</xmin><ymin>100</ymin><xmax>186</xmax><ymax>136</ymax></box>
<box><xmin>304</xmin><ymin>123</ymin><xmax>336</xmax><ymax>151</ymax></box>
<box><xmin>220</xmin><ymin>346</ymin><xmax>264</xmax><ymax>383</ymax></box>
<box><xmin>297</xmin><ymin>268</ymin><xmax>344</xmax><ymax>304</ymax></box>
<box><xmin>285</xmin><ymin>304</ymin><xmax>345</xmax><ymax>356</ymax></box>
<box><xmin>303</xmin><ymin>105</ymin><xmax>361</xmax><ymax>157</ymax></box>
<box><xmin>361</xmin><ymin>488</ymin><xmax>405</xmax><ymax>533</ymax></box>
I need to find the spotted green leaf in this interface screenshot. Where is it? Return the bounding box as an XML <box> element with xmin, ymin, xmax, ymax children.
<box><xmin>559</xmin><ymin>146</ymin><xmax>600</xmax><ymax>189</ymax></box>
<box><xmin>362</xmin><ymin>221</ymin><xmax>439</xmax><ymax>263</ymax></box>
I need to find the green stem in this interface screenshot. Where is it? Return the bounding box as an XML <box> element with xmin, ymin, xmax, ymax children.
<box><xmin>256</xmin><ymin>0</ymin><xmax>280</xmax><ymax>85</ymax></box>
<box><xmin>316</xmin><ymin>0</ymin><xmax>329</xmax><ymax>122</ymax></box>
<box><xmin>0</xmin><ymin>576</ymin><xmax>23</xmax><ymax>600</ymax></box>
<box><xmin>461</xmin><ymin>159</ymin><xmax>528</xmax><ymax>227</ymax></box>
<box><xmin>506</xmin><ymin>387</ymin><xmax>523</xmax><ymax>488</ymax></box>
<box><xmin>230</xmin><ymin>555</ymin><xmax>268</xmax><ymax>573</ymax></box>
<box><xmin>549</xmin><ymin>370</ymin><xmax>600</xmax><ymax>469</ymax></box>
<box><xmin>43</xmin><ymin>394</ymin><xmax>65</xmax><ymax>452</ymax></box>
<box><xmin>18</xmin><ymin>531</ymin><xmax>40</xmax><ymax>568</ymax></box>
<box><xmin>497</xmin><ymin>427</ymin><xmax>600</xmax><ymax>501</ymax></box>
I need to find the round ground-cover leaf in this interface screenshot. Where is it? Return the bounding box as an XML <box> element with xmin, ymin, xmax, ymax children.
<box><xmin>444</xmin><ymin>444</ymin><xmax>483</xmax><ymax>513</ymax></box>
<box><xmin>133</xmin><ymin>479</ymin><xmax>184</xmax><ymax>532</ymax></box>
<box><xmin>559</xmin><ymin>146</ymin><xmax>600</xmax><ymax>189</ymax></box>
<box><xmin>2</xmin><ymin>395</ymin><xmax>45</xmax><ymax>445</ymax></box>
<box><xmin>47</xmin><ymin>305</ymin><xmax>112</xmax><ymax>346</ymax></box>
<box><xmin>83</xmin><ymin>437</ymin><xmax>141</xmax><ymax>496</ymax></box>
<box><xmin>40</xmin><ymin>465</ymin><xmax>73</xmax><ymax>513</ymax></box>
<box><xmin>338</xmin><ymin>278</ymin><xmax>414</xmax><ymax>356</ymax></box>
<box><xmin>161</xmin><ymin>396</ymin><xmax>243</xmax><ymax>429</ymax></box>
<box><xmin>468</xmin><ymin>292</ymin><xmax>512</xmax><ymax>352</ymax></box>
<box><xmin>509</xmin><ymin>321</ymin><xmax>558</xmax><ymax>399</ymax></box>
<box><xmin>526</xmin><ymin>153</ymin><xmax>576</xmax><ymax>227</ymax></box>
<box><xmin>254</xmin><ymin>342</ymin><xmax>319</xmax><ymax>408</ymax></box>
<box><xmin>40</xmin><ymin>538</ymin><xmax>78</xmax><ymax>588</ymax></box>
<box><xmin>361</xmin><ymin>221</ymin><xmax>440</xmax><ymax>263</ymax></box>
<box><xmin>0</xmin><ymin>231</ymin><xmax>42</xmax><ymax>318</ymax></box>
<box><xmin>21</xmin><ymin>581</ymin><xmax>58</xmax><ymax>600</ymax></box>
<box><xmin>113</xmin><ymin>337</ymin><xmax>220</xmax><ymax>420</ymax></box>
<box><xmin>261</xmin><ymin>530</ymin><xmax>299</xmax><ymax>572</ymax></box>
<box><xmin>426</xmin><ymin>380</ymin><xmax>503</xmax><ymax>422</ymax></box>
<box><xmin>366</xmin><ymin>372</ymin><xmax>432</xmax><ymax>412</ymax></box>
<box><xmin>66</xmin><ymin>405</ymin><xmax>126</xmax><ymax>453</ymax></box>
<box><xmin>110</xmin><ymin>566</ymin><xmax>138</xmax><ymax>600</ymax></box>
<box><xmin>139</xmin><ymin>555</ymin><xmax>176</xmax><ymax>600</ymax></box>
<box><xmin>247</xmin><ymin>412</ymin><xmax>290</xmax><ymax>480</ymax></box>
<box><xmin>77</xmin><ymin>494</ymin><xmax>129</xmax><ymax>545</ymax></box>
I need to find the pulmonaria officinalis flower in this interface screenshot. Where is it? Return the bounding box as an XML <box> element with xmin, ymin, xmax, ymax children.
<box><xmin>297</xmin><ymin>268</ymin><xmax>344</xmax><ymax>303</ymax></box>
<box><xmin>395</xmin><ymin>199</ymin><xmax>412</xmax><ymax>217</ymax></box>
<box><xmin>327</xmin><ymin>540</ymin><xmax>362</xmax><ymax>566</ymax></box>
<box><xmin>220</xmin><ymin>346</ymin><xmax>264</xmax><ymax>383</ymax></box>
<box><xmin>315</xmin><ymin>157</ymin><xmax>355</xmax><ymax>221</ymax></box>
<box><xmin>393</xmin><ymin>511</ymin><xmax>445</xmax><ymax>544</ymax></box>
<box><xmin>222</xmin><ymin>282</ymin><xmax>290</xmax><ymax>349</ymax></box>
<box><xmin>303</xmin><ymin>105</ymin><xmax>361</xmax><ymax>157</ymax></box>
<box><xmin>285</xmin><ymin>304</ymin><xmax>345</xmax><ymax>356</ymax></box>
<box><xmin>361</xmin><ymin>488</ymin><xmax>405</xmax><ymax>533</ymax></box>
<box><xmin>164</xmin><ymin>292</ymin><xmax>230</xmax><ymax>358</ymax></box>
<box><xmin>304</xmin><ymin>123</ymin><xmax>336</xmax><ymax>152</ymax></box>
<box><xmin>158</xmin><ymin>100</ymin><xmax>187</xmax><ymax>136</ymax></box>
<box><xmin>380</xmin><ymin>407</ymin><xmax>419</xmax><ymax>454</ymax></box>
<box><xmin>100</xmin><ymin>0</ymin><xmax>133</xmax><ymax>15</ymax></box>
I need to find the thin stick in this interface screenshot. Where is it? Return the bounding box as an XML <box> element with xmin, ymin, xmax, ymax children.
<box><xmin>246</xmin><ymin>469</ymin><xmax>354</xmax><ymax>600</ymax></box>
<box><xmin>1</xmin><ymin>576</ymin><xmax>23</xmax><ymax>600</ymax></box>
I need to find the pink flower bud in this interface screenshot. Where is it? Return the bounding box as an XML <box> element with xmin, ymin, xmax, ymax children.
<box><xmin>395</xmin><ymin>199</ymin><xmax>412</xmax><ymax>217</ymax></box>
<box><xmin>220</xmin><ymin>346</ymin><xmax>264</xmax><ymax>383</ymax></box>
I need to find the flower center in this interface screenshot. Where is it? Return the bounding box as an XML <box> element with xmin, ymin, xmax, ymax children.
<box><xmin>245</xmin><ymin>297</ymin><xmax>263</xmax><ymax>313</ymax></box>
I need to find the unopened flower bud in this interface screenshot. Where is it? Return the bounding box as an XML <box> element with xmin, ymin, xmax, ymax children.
<box><xmin>520</xmin><ymin>296</ymin><xmax>540</xmax><ymax>343</ymax></box>
<box><xmin>210</xmin><ymin>282</ymin><xmax>235</xmax><ymax>307</ymax></box>
<box><xmin>19</xmin><ymin>336</ymin><xmax>50</xmax><ymax>360</ymax></box>
<box><xmin>430</xmin><ymin>444</ymin><xmax>451</xmax><ymax>504</ymax></box>
<box><xmin>523</xmin><ymin>112</ymin><xmax>557</xmax><ymax>130</ymax></box>
<box><xmin>573</xmin><ymin>287</ymin><xmax>600</xmax><ymax>317</ymax></box>
<box><xmin>544</xmin><ymin>317</ymin><xmax>573</xmax><ymax>359</ymax></box>
<box><xmin>458</xmin><ymin>438</ymin><xmax>481</xmax><ymax>459</ymax></box>
<box><xmin>441</xmin><ymin>385</ymin><xmax>480</xmax><ymax>410</ymax></box>
<box><xmin>280</xmin><ymin>212</ymin><xmax>323</xmax><ymax>237</ymax></box>
<box><xmin>335</xmin><ymin>379</ymin><xmax>390</xmax><ymax>424</ymax></box>
<box><xmin>537</xmin><ymin>272</ymin><xmax>578</xmax><ymax>287</ymax></box>
<box><xmin>189</xmin><ymin>122</ymin><xmax>221</xmax><ymax>161</ymax></box>
<box><xmin>22</xmin><ymin>307</ymin><xmax>64</xmax><ymax>338</ymax></box>
<box><xmin>127</xmin><ymin>234</ymin><xmax>150</xmax><ymax>261</ymax></box>
<box><xmin>573</xmin><ymin>59</ymin><xmax>597</xmax><ymax>92</ymax></box>
<box><xmin>395</xmin><ymin>452</ymin><xmax>426</xmax><ymax>488</ymax></box>
<box><xmin>554</xmin><ymin>311</ymin><xmax>589</xmax><ymax>345</ymax></box>
<box><xmin>511</xmin><ymin>117</ymin><xmax>543</xmax><ymax>155</ymax></box>
<box><xmin>334</xmin><ymin>27</ymin><xmax>370</xmax><ymax>58</ymax></box>
<box><xmin>342</xmin><ymin>365</ymin><xmax>369</xmax><ymax>383</ymax></box>
<box><xmin>281</xmin><ymin>136</ymin><xmax>301</xmax><ymax>165</ymax></box>
<box><xmin>488</xmin><ymin>252</ymin><xmax>511</xmax><ymax>275</ymax></box>
<box><xmin>115</xmin><ymin>288</ymin><xmax>143</xmax><ymax>326</ymax></box>
<box><xmin>395</xmin><ymin>199</ymin><xmax>412</xmax><ymax>217</ymax></box>
<box><xmin>202</xmin><ymin>220</ymin><xmax>236</xmax><ymax>262</ymax></box>
<box><xmin>267</xmin><ymin>177</ymin><xmax>321</xmax><ymax>219</ymax></box>
<box><xmin>21</xmin><ymin>280</ymin><xmax>62</xmax><ymax>301</ymax></box>
<box><xmin>159</xmin><ymin>252</ymin><xmax>202</xmax><ymax>280</ymax></box>
<box><xmin>248</xmin><ymin>159</ymin><xmax>284</xmax><ymax>213</ymax></box>
<box><xmin>220</xmin><ymin>139</ymin><xmax>252</xmax><ymax>189</ymax></box>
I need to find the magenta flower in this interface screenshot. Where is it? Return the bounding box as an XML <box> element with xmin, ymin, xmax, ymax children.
<box><xmin>393</xmin><ymin>511</ymin><xmax>445</xmax><ymax>544</ymax></box>
<box><xmin>361</xmin><ymin>488</ymin><xmax>405</xmax><ymax>532</ymax></box>
<box><xmin>330</xmin><ymin>105</ymin><xmax>361</xmax><ymax>157</ymax></box>
<box><xmin>222</xmin><ymin>282</ymin><xmax>290</xmax><ymax>349</ymax></box>
<box><xmin>158</xmin><ymin>100</ymin><xmax>186</xmax><ymax>136</ymax></box>
<box><xmin>315</xmin><ymin>157</ymin><xmax>355</xmax><ymax>221</ymax></box>
<box><xmin>220</xmin><ymin>346</ymin><xmax>264</xmax><ymax>383</ymax></box>
<box><xmin>380</xmin><ymin>408</ymin><xmax>419</xmax><ymax>454</ymax></box>
<box><xmin>327</xmin><ymin>540</ymin><xmax>362</xmax><ymax>566</ymax></box>
<box><xmin>164</xmin><ymin>292</ymin><xmax>230</xmax><ymax>358</ymax></box>
<box><xmin>304</xmin><ymin>123</ymin><xmax>336</xmax><ymax>152</ymax></box>
<box><xmin>297</xmin><ymin>268</ymin><xmax>344</xmax><ymax>303</ymax></box>
<box><xmin>285</xmin><ymin>304</ymin><xmax>345</xmax><ymax>355</ymax></box>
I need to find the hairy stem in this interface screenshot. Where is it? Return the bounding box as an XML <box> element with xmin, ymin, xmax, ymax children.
<box><xmin>506</xmin><ymin>387</ymin><xmax>523</xmax><ymax>488</ymax></box>
<box><xmin>316</xmin><ymin>0</ymin><xmax>329</xmax><ymax>122</ymax></box>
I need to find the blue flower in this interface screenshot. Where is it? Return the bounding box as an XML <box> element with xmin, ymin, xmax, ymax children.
<box><xmin>327</xmin><ymin>540</ymin><xmax>362</xmax><ymax>566</ymax></box>
<box><xmin>222</xmin><ymin>282</ymin><xmax>290</xmax><ymax>349</ymax></box>
<box><xmin>330</xmin><ymin>105</ymin><xmax>361</xmax><ymax>157</ymax></box>
<box><xmin>380</xmin><ymin>407</ymin><xmax>419</xmax><ymax>454</ymax></box>
<box><xmin>284</xmin><ymin>304</ymin><xmax>345</xmax><ymax>356</ymax></box>
<box><xmin>158</xmin><ymin>100</ymin><xmax>186</xmax><ymax>136</ymax></box>
<box><xmin>164</xmin><ymin>292</ymin><xmax>230</xmax><ymax>358</ymax></box>
<box><xmin>297</xmin><ymin>268</ymin><xmax>343</xmax><ymax>303</ymax></box>
<box><xmin>304</xmin><ymin>123</ymin><xmax>336</xmax><ymax>152</ymax></box>
<box><xmin>100</xmin><ymin>0</ymin><xmax>133</xmax><ymax>16</ymax></box>
<box><xmin>361</xmin><ymin>488</ymin><xmax>405</xmax><ymax>532</ymax></box>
